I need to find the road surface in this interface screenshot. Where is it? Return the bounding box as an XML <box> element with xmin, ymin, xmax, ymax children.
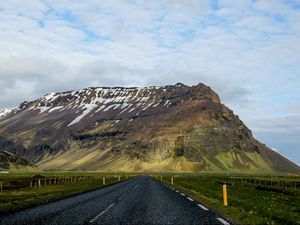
<box><xmin>0</xmin><ymin>176</ymin><xmax>232</xmax><ymax>225</ymax></box>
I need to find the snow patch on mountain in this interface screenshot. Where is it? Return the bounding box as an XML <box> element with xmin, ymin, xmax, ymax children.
<box><xmin>13</xmin><ymin>86</ymin><xmax>176</xmax><ymax>126</ymax></box>
<box><xmin>0</xmin><ymin>108</ymin><xmax>13</xmax><ymax>119</ymax></box>
<box><xmin>68</xmin><ymin>98</ymin><xmax>99</xmax><ymax>126</ymax></box>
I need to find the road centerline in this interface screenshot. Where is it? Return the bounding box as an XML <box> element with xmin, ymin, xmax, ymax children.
<box><xmin>118</xmin><ymin>192</ymin><xmax>128</xmax><ymax>201</ymax></box>
<box><xmin>118</xmin><ymin>184</ymin><xmax>139</xmax><ymax>201</ymax></box>
<box><xmin>90</xmin><ymin>203</ymin><xmax>114</xmax><ymax>223</ymax></box>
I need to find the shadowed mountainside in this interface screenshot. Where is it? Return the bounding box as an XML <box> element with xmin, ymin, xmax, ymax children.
<box><xmin>0</xmin><ymin>149</ymin><xmax>34</xmax><ymax>170</ymax></box>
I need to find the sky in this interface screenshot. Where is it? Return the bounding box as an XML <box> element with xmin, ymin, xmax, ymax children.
<box><xmin>0</xmin><ymin>0</ymin><xmax>299</xmax><ymax>165</ymax></box>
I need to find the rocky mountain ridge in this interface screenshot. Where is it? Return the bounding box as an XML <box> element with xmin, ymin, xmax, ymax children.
<box><xmin>0</xmin><ymin>83</ymin><xmax>299</xmax><ymax>174</ymax></box>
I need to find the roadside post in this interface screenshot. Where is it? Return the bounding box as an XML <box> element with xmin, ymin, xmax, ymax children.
<box><xmin>118</xmin><ymin>176</ymin><xmax>121</xmax><ymax>181</ymax></box>
<box><xmin>0</xmin><ymin>181</ymin><xmax>2</xmax><ymax>191</ymax></box>
<box><xmin>171</xmin><ymin>176</ymin><xmax>174</xmax><ymax>185</ymax></box>
<box><xmin>103</xmin><ymin>176</ymin><xmax>106</xmax><ymax>185</ymax></box>
<box><xmin>223</xmin><ymin>184</ymin><xmax>228</xmax><ymax>206</ymax></box>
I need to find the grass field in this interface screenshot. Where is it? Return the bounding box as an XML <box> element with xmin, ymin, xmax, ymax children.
<box><xmin>159</xmin><ymin>174</ymin><xmax>300</xmax><ymax>225</ymax></box>
<box><xmin>0</xmin><ymin>172</ymin><xmax>129</xmax><ymax>215</ymax></box>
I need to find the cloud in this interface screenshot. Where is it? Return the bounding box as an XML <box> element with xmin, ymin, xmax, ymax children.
<box><xmin>250</xmin><ymin>115</ymin><xmax>300</xmax><ymax>134</ymax></box>
<box><xmin>0</xmin><ymin>0</ymin><xmax>299</xmax><ymax>164</ymax></box>
<box><xmin>248</xmin><ymin>114</ymin><xmax>300</xmax><ymax>164</ymax></box>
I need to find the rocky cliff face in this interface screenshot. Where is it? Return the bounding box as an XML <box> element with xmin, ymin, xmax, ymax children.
<box><xmin>0</xmin><ymin>83</ymin><xmax>299</xmax><ymax>174</ymax></box>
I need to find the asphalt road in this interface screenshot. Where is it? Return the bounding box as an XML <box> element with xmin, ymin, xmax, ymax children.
<box><xmin>0</xmin><ymin>176</ymin><xmax>231</xmax><ymax>225</ymax></box>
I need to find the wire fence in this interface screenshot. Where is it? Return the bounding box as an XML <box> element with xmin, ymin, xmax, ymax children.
<box><xmin>0</xmin><ymin>174</ymin><xmax>127</xmax><ymax>191</ymax></box>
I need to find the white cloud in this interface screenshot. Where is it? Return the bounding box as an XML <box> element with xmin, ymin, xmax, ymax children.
<box><xmin>0</xmin><ymin>0</ymin><xmax>299</xmax><ymax>163</ymax></box>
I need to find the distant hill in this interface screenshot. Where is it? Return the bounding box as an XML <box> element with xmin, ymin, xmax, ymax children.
<box><xmin>0</xmin><ymin>83</ymin><xmax>299</xmax><ymax>174</ymax></box>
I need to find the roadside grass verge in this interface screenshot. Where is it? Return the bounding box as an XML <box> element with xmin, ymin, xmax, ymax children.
<box><xmin>160</xmin><ymin>175</ymin><xmax>300</xmax><ymax>225</ymax></box>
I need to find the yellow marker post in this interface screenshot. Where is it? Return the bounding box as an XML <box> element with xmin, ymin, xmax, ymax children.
<box><xmin>103</xmin><ymin>177</ymin><xmax>106</xmax><ymax>185</ymax></box>
<box><xmin>223</xmin><ymin>184</ymin><xmax>228</xmax><ymax>206</ymax></box>
<box><xmin>171</xmin><ymin>176</ymin><xmax>174</xmax><ymax>185</ymax></box>
<box><xmin>118</xmin><ymin>176</ymin><xmax>120</xmax><ymax>181</ymax></box>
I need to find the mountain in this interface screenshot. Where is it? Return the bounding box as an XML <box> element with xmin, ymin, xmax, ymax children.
<box><xmin>0</xmin><ymin>83</ymin><xmax>299</xmax><ymax>174</ymax></box>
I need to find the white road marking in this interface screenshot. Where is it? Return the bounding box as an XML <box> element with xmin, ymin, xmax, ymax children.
<box><xmin>217</xmin><ymin>218</ymin><xmax>230</xmax><ymax>225</ymax></box>
<box><xmin>118</xmin><ymin>184</ymin><xmax>139</xmax><ymax>201</ymax></box>
<box><xmin>197</xmin><ymin>204</ymin><xmax>209</xmax><ymax>211</ymax></box>
<box><xmin>161</xmin><ymin>183</ymin><xmax>210</xmax><ymax>214</ymax></box>
<box><xmin>187</xmin><ymin>197</ymin><xmax>194</xmax><ymax>201</ymax></box>
<box><xmin>161</xmin><ymin>183</ymin><xmax>211</xmax><ymax>216</ymax></box>
<box><xmin>119</xmin><ymin>192</ymin><xmax>127</xmax><ymax>201</ymax></box>
<box><xmin>90</xmin><ymin>203</ymin><xmax>114</xmax><ymax>223</ymax></box>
